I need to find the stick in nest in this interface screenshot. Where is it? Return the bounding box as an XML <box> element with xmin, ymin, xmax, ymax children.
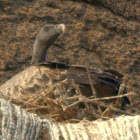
<box><xmin>85</xmin><ymin>64</ymin><xmax>102</xmax><ymax>114</ymax></box>
<box><xmin>89</xmin><ymin>92</ymin><xmax>135</xmax><ymax>101</ymax></box>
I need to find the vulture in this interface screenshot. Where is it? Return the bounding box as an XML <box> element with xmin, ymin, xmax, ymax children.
<box><xmin>0</xmin><ymin>24</ymin><xmax>130</xmax><ymax>117</ymax></box>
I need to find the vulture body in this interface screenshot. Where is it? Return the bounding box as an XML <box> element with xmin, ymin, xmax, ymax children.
<box><xmin>0</xmin><ymin>61</ymin><xmax>129</xmax><ymax>105</ymax></box>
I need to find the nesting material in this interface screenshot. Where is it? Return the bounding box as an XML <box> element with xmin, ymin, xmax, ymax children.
<box><xmin>0</xmin><ymin>64</ymin><xmax>135</xmax><ymax>122</ymax></box>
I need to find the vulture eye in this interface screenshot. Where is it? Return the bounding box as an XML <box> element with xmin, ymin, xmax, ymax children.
<box><xmin>44</xmin><ymin>26</ymin><xmax>51</xmax><ymax>32</ymax></box>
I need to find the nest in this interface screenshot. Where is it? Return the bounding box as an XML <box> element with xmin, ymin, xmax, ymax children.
<box><xmin>0</xmin><ymin>78</ymin><xmax>135</xmax><ymax>122</ymax></box>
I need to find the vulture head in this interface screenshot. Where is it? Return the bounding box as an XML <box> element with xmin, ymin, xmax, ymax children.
<box><xmin>31</xmin><ymin>24</ymin><xmax>65</xmax><ymax>64</ymax></box>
